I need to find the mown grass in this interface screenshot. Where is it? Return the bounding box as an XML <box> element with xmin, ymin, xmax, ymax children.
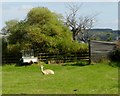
<box><xmin>2</xmin><ymin>62</ymin><xmax>118</xmax><ymax>94</ymax></box>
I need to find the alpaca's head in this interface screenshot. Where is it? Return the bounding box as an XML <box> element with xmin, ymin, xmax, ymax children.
<box><xmin>40</xmin><ymin>65</ymin><xmax>44</xmax><ymax>69</ymax></box>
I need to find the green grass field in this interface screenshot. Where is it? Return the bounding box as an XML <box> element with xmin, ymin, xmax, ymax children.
<box><xmin>2</xmin><ymin>62</ymin><xmax>118</xmax><ymax>94</ymax></box>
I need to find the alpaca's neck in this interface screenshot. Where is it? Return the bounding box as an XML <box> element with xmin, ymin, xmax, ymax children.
<box><xmin>41</xmin><ymin>67</ymin><xmax>43</xmax><ymax>71</ymax></box>
<box><xmin>41</xmin><ymin>67</ymin><xmax>45</xmax><ymax>74</ymax></box>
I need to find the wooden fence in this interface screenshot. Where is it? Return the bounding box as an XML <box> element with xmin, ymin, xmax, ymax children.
<box><xmin>2</xmin><ymin>55</ymin><xmax>21</xmax><ymax>64</ymax></box>
<box><xmin>3</xmin><ymin>40</ymin><xmax>117</xmax><ymax>64</ymax></box>
<box><xmin>90</xmin><ymin>40</ymin><xmax>116</xmax><ymax>62</ymax></box>
<box><xmin>2</xmin><ymin>52</ymin><xmax>90</xmax><ymax>64</ymax></box>
<box><xmin>38</xmin><ymin>52</ymin><xmax>90</xmax><ymax>64</ymax></box>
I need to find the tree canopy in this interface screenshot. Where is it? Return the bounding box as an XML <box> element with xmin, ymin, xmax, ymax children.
<box><xmin>2</xmin><ymin>20</ymin><xmax>18</xmax><ymax>35</ymax></box>
<box><xmin>3</xmin><ymin>7</ymin><xmax>87</xmax><ymax>55</ymax></box>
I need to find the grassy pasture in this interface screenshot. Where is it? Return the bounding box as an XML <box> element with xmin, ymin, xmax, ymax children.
<box><xmin>2</xmin><ymin>62</ymin><xmax>118</xmax><ymax>94</ymax></box>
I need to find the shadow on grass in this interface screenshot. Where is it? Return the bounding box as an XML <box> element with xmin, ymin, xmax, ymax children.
<box><xmin>62</xmin><ymin>61</ymin><xmax>90</xmax><ymax>67</ymax></box>
<box><xmin>15</xmin><ymin>62</ymin><xmax>32</xmax><ymax>67</ymax></box>
<box><xmin>109</xmin><ymin>61</ymin><xmax>120</xmax><ymax>67</ymax></box>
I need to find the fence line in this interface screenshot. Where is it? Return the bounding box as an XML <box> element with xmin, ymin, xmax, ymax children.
<box><xmin>2</xmin><ymin>52</ymin><xmax>90</xmax><ymax>64</ymax></box>
<box><xmin>38</xmin><ymin>52</ymin><xmax>90</xmax><ymax>64</ymax></box>
<box><xmin>3</xmin><ymin>40</ymin><xmax>116</xmax><ymax>64</ymax></box>
<box><xmin>2</xmin><ymin>55</ymin><xmax>21</xmax><ymax>64</ymax></box>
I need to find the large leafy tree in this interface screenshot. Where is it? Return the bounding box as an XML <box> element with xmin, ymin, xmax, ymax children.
<box><xmin>2</xmin><ymin>20</ymin><xmax>18</xmax><ymax>35</ymax></box>
<box><xmin>6</xmin><ymin>7</ymin><xmax>82</xmax><ymax>54</ymax></box>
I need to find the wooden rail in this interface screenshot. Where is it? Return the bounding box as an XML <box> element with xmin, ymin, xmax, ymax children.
<box><xmin>38</xmin><ymin>52</ymin><xmax>90</xmax><ymax>64</ymax></box>
<box><xmin>90</xmin><ymin>40</ymin><xmax>116</xmax><ymax>62</ymax></box>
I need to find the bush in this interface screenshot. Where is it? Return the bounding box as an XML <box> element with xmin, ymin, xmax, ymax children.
<box><xmin>110</xmin><ymin>40</ymin><xmax>120</xmax><ymax>62</ymax></box>
<box><xmin>109</xmin><ymin>61</ymin><xmax>120</xmax><ymax>67</ymax></box>
<box><xmin>2</xmin><ymin>43</ymin><xmax>22</xmax><ymax>64</ymax></box>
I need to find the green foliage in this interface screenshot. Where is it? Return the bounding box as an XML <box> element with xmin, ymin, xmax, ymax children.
<box><xmin>3</xmin><ymin>7</ymin><xmax>88</xmax><ymax>63</ymax></box>
<box><xmin>86</xmin><ymin>29</ymin><xmax>117</xmax><ymax>42</ymax></box>
<box><xmin>27</xmin><ymin>7</ymin><xmax>54</xmax><ymax>25</ymax></box>
<box><xmin>109</xmin><ymin>62</ymin><xmax>120</xmax><ymax>67</ymax></box>
<box><xmin>106</xmin><ymin>33</ymin><xmax>112</xmax><ymax>41</ymax></box>
<box><xmin>2</xmin><ymin>38</ymin><xmax>8</xmax><ymax>54</ymax></box>
<box><xmin>110</xmin><ymin>41</ymin><xmax>120</xmax><ymax>63</ymax></box>
<box><xmin>110</xmin><ymin>49</ymin><xmax>120</xmax><ymax>62</ymax></box>
<box><xmin>4</xmin><ymin>44</ymin><xmax>21</xmax><ymax>63</ymax></box>
<box><xmin>2</xmin><ymin>19</ymin><xmax>18</xmax><ymax>34</ymax></box>
<box><xmin>7</xmin><ymin>44</ymin><xmax>21</xmax><ymax>55</ymax></box>
<box><xmin>8</xmin><ymin>21</ymin><xmax>29</xmax><ymax>44</ymax></box>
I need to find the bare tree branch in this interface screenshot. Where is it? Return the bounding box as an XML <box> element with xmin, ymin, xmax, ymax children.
<box><xmin>65</xmin><ymin>3</ymin><xmax>98</xmax><ymax>42</ymax></box>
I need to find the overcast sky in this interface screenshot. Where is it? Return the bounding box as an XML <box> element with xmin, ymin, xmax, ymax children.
<box><xmin>1</xmin><ymin>1</ymin><xmax>118</xmax><ymax>31</ymax></box>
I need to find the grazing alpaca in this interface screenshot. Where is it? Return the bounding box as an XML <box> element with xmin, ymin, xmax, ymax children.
<box><xmin>40</xmin><ymin>65</ymin><xmax>54</xmax><ymax>75</ymax></box>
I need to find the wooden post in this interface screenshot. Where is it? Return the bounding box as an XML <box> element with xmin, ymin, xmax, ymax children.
<box><xmin>39</xmin><ymin>53</ymin><xmax>41</xmax><ymax>62</ymax></box>
<box><xmin>88</xmin><ymin>40</ymin><xmax>91</xmax><ymax>64</ymax></box>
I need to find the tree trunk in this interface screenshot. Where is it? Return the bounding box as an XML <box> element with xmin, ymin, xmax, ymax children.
<box><xmin>73</xmin><ymin>32</ymin><xmax>76</xmax><ymax>41</ymax></box>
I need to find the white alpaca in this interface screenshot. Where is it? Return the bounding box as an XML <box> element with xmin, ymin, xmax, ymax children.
<box><xmin>40</xmin><ymin>65</ymin><xmax>54</xmax><ymax>75</ymax></box>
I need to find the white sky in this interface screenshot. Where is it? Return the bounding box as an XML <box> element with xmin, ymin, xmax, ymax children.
<box><xmin>1</xmin><ymin>0</ymin><xmax>119</xmax><ymax>2</ymax></box>
<box><xmin>0</xmin><ymin>1</ymin><xmax>119</xmax><ymax>31</ymax></box>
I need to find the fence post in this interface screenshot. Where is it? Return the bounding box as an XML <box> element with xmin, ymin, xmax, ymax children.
<box><xmin>88</xmin><ymin>40</ymin><xmax>91</xmax><ymax>64</ymax></box>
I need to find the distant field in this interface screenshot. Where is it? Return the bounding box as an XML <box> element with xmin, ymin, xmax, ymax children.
<box><xmin>2</xmin><ymin>62</ymin><xmax>118</xmax><ymax>94</ymax></box>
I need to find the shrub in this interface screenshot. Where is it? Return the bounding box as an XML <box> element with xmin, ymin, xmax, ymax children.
<box><xmin>109</xmin><ymin>61</ymin><xmax>120</xmax><ymax>67</ymax></box>
<box><xmin>110</xmin><ymin>40</ymin><xmax>120</xmax><ymax>62</ymax></box>
<box><xmin>3</xmin><ymin>43</ymin><xmax>22</xmax><ymax>64</ymax></box>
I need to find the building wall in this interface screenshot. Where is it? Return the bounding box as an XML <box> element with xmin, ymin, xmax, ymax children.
<box><xmin>90</xmin><ymin>40</ymin><xmax>116</xmax><ymax>62</ymax></box>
